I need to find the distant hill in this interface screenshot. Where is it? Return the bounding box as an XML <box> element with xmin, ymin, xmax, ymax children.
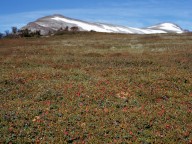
<box><xmin>22</xmin><ymin>14</ymin><xmax>185</xmax><ymax>35</ymax></box>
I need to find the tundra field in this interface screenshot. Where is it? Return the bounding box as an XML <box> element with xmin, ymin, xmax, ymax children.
<box><xmin>0</xmin><ymin>32</ymin><xmax>192</xmax><ymax>143</ymax></box>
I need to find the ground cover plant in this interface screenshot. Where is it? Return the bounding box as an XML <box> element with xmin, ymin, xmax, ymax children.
<box><xmin>0</xmin><ymin>32</ymin><xmax>192</xmax><ymax>143</ymax></box>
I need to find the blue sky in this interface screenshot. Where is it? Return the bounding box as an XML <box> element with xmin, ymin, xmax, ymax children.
<box><xmin>0</xmin><ymin>0</ymin><xmax>191</xmax><ymax>33</ymax></box>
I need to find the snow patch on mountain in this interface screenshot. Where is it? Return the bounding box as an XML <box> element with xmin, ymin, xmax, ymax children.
<box><xmin>51</xmin><ymin>16</ymin><xmax>177</xmax><ymax>34</ymax></box>
<box><xmin>52</xmin><ymin>17</ymin><xmax>110</xmax><ymax>32</ymax></box>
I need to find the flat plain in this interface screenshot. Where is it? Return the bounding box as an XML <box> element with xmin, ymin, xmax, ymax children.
<box><xmin>0</xmin><ymin>32</ymin><xmax>192</xmax><ymax>143</ymax></box>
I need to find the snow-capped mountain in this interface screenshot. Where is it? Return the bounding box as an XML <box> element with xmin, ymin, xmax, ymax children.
<box><xmin>22</xmin><ymin>14</ymin><xmax>185</xmax><ymax>35</ymax></box>
<box><xmin>147</xmin><ymin>23</ymin><xmax>184</xmax><ymax>33</ymax></box>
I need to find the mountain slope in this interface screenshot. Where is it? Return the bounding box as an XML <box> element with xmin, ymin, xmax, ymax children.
<box><xmin>22</xmin><ymin>14</ymin><xmax>185</xmax><ymax>35</ymax></box>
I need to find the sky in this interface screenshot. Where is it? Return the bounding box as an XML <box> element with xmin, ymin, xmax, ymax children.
<box><xmin>0</xmin><ymin>0</ymin><xmax>191</xmax><ymax>33</ymax></box>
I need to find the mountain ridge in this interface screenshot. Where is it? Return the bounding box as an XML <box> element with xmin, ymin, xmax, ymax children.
<box><xmin>22</xmin><ymin>14</ymin><xmax>185</xmax><ymax>35</ymax></box>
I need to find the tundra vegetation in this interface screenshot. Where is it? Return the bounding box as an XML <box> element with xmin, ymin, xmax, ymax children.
<box><xmin>0</xmin><ymin>32</ymin><xmax>192</xmax><ymax>143</ymax></box>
